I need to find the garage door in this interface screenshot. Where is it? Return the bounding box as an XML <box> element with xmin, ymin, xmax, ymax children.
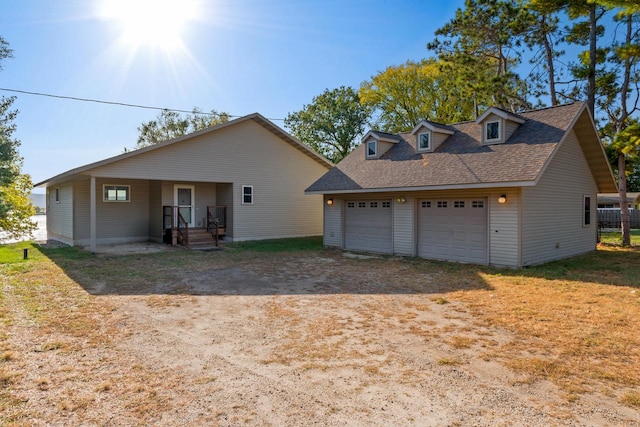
<box><xmin>418</xmin><ymin>198</ymin><xmax>487</xmax><ymax>264</ymax></box>
<box><xmin>345</xmin><ymin>200</ymin><xmax>392</xmax><ymax>253</ymax></box>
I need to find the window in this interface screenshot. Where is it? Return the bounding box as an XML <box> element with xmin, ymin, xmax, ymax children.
<box><xmin>55</xmin><ymin>188</ymin><xmax>60</xmax><ymax>203</ymax></box>
<box><xmin>358</xmin><ymin>202</ymin><xmax>366</xmax><ymax>208</ymax></box>
<box><xmin>454</xmin><ymin>201</ymin><xmax>465</xmax><ymax>208</ymax></box>
<box><xmin>584</xmin><ymin>196</ymin><xmax>591</xmax><ymax>226</ymax></box>
<box><xmin>103</xmin><ymin>185</ymin><xmax>130</xmax><ymax>202</ymax></box>
<box><xmin>347</xmin><ymin>202</ymin><xmax>355</xmax><ymax>208</ymax></box>
<box><xmin>370</xmin><ymin>202</ymin><xmax>378</xmax><ymax>208</ymax></box>
<box><xmin>485</xmin><ymin>120</ymin><xmax>501</xmax><ymax>142</ymax></box>
<box><xmin>242</xmin><ymin>185</ymin><xmax>253</xmax><ymax>205</ymax></box>
<box><xmin>418</xmin><ymin>132</ymin><xmax>431</xmax><ymax>151</ymax></box>
<box><xmin>382</xmin><ymin>201</ymin><xmax>391</xmax><ymax>208</ymax></box>
<box><xmin>472</xmin><ymin>200</ymin><xmax>484</xmax><ymax>208</ymax></box>
<box><xmin>366</xmin><ymin>139</ymin><xmax>377</xmax><ymax>157</ymax></box>
<box><xmin>437</xmin><ymin>201</ymin><xmax>448</xmax><ymax>208</ymax></box>
<box><xmin>421</xmin><ymin>201</ymin><xmax>431</xmax><ymax>208</ymax></box>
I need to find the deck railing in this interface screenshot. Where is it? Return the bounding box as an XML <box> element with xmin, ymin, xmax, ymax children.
<box><xmin>207</xmin><ymin>205</ymin><xmax>227</xmax><ymax>246</ymax></box>
<box><xmin>163</xmin><ymin>205</ymin><xmax>189</xmax><ymax>247</ymax></box>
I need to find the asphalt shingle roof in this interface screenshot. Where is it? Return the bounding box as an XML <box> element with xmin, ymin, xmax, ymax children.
<box><xmin>306</xmin><ymin>102</ymin><xmax>586</xmax><ymax>193</ymax></box>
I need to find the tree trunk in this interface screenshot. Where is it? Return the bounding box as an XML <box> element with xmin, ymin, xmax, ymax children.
<box><xmin>587</xmin><ymin>4</ymin><xmax>597</xmax><ymax>114</ymax></box>
<box><xmin>541</xmin><ymin>14</ymin><xmax>558</xmax><ymax>106</ymax></box>
<box><xmin>619</xmin><ymin>154</ymin><xmax>631</xmax><ymax>246</ymax></box>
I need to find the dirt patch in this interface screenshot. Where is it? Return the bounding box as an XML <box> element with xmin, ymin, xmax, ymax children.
<box><xmin>2</xmin><ymin>249</ymin><xmax>639</xmax><ymax>426</ymax></box>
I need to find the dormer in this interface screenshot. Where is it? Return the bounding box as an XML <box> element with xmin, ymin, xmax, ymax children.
<box><xmin>410</xmin><ymin>120</ymin><xmax>455</xmax><ymax>153</ymax></box>
<box><xmin>476</xmin><ymin>107</ymin><xmax>526</xmax><ymax>145</ymax></box>
<box><xmin>362</xmin><ymin>131</ymin><xmax>401</xmax><ymax>159</ymax></box>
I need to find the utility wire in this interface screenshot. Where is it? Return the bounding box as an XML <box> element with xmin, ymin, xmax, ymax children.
<box><xmin>0</xmin><ymin>87</ymin><xmax>285</xmax><ymax>121</ymax></box>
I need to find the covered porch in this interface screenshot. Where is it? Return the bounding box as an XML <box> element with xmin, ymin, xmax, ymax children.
<box><xmin>84</xmin><ymin>177</ymin><xmax>233</xmax><ymax>251</ymax></box>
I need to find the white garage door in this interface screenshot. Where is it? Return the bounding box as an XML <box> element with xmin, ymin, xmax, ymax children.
<box><xmin>344</xmin><ymin>200</ymin><xmax>392</xmax><ymax>253</ymax></box>
<box><xmin>418</xmin><ymin>198</ymin><xmax>487</xmax><ymax>264</ymax></box>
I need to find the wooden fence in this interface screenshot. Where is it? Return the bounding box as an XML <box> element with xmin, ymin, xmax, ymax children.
<box><xmin>597</xmin><ymin>209</ymin><xmax>640</xmax><ymax>229</ymax></box>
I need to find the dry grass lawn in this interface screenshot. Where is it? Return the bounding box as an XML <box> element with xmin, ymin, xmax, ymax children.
<box><xmin>1</xmin><ymin>238</ymin><xmax>639</xmax><ymax>425</ymax></box>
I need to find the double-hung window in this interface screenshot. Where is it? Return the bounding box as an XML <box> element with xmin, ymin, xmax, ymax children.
<box><xmin>242</xmin><ymin>185</ymin><xmax>253</xmax><ymax>205</ymax></box>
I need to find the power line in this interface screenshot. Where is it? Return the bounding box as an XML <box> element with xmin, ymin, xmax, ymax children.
<box><xmin>0</xmin><ymin>87</ymin><xmax>285</xmax><ymax>121</ymax></box>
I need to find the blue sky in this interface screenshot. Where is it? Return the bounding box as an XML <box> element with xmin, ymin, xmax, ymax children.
<box><xmin>2</xmin><ymin>0</ymin><xmax>466</xmax><ymax>190</ymax></box>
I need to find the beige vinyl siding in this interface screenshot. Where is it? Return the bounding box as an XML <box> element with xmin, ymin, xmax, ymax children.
<box><xmin>504</xmin><ymin>119</ymin><xmax>520</xmax><ymax>141</ymax></box>
<box><xmin>72</xmin><ymin>178</ymin><xmax>150</xmax><ymax>246</ymax></box>
<box><xmin>46</xmin><ymin>183</ymin><xmax>73</xmax><ymax>243</ymax></box>
<box><xmin>323</xmin><ymin>196</ymin><xmax>342</xmax><ymax>247</ymax></box>
<box><xmin>431</xmin><ymin>132</ymin><xmax>450</xmax><ymax>151</ymax></box>
<box><xmin>73</xmin><ymin>179</ymin><xmax>90</xmax><ymax>242</ymax></box>
<box><xmin>88</xmin><ymin>121</ymin><xmax>327</xmax><ymax>241</ymax></box>
<box><xmin>488</xmin><ymin>190</ymin><xmax>520</xmax><ymax>267</ymax></box>
<box><xmin>193</xmin><ymin>182</ymin><xmax>216</xmax><ymax>228</ymax></box>
<box><xmin>393</xmin><ymin>197</ymin><xmax>414</xmax><ymax>256</ymax></box>
<box><xmin>216</xmin><ymin>183</ymin><xmax>233</xmax><ymax>238</ymax></box>
<box><xmin>521</xmin><ymin>130</ymin><xmax>598</xmax><ymax>266</ymax></box>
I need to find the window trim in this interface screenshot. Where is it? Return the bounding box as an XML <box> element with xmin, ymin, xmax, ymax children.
<box><xmin>103</xmin><ymin>184</ymin><xmax>130</xmax><ymax>202</ymax></box>
<box><xmin>242</xmin><ymin>185</ymin><xmax>254</xmax><ymax>205</ymax></box>
<box><xmin>366</xmin><ymin>139</ymin><xmax>377</xmax><ymax>158</ymax></box>
<box><xmin>55</xmin><ymin>187</ymin><xmax>61</xmax><ymax>204</ymax></box>
<box><xmin>584</xmin><ymin>195</ymin><xmax>591</xmax><ymax>226</ymax></box>
<box><xmin>417</xmin><ymin>131</ymin><xmax>432</xmax><ymax>152</ymax></box>
<box><xmin>484</xmin><ymin>119</ymin><xmax>503</xmax><ymax>144</ymax></box>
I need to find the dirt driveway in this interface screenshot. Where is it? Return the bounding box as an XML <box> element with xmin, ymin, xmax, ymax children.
<box><xmin>4</xmin><ymin>245</ymin><xmax>639</xmax><ymax>426</ymax></box>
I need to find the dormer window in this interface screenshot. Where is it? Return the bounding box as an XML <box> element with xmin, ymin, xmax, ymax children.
<box><xmin>418</xmin><ymin>132</ymin><xmax>431</xmax><ymax>152</ymax></box>
<box><xmin>366</xmin><ymin>139</ymin><xmax>377</xmax><ymax>158</ymax></box>
<box><xmin>484</xmin><ymin>120</ymin><xmax>502</xmax><ymax>144</ymax></box>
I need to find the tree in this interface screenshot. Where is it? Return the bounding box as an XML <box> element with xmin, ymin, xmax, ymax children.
<box><xmin>135</xmin><ymin>108</ymin><xmax>230</xmax><ymax>148</ymax></box>
<box><xmin>0</xmin><ymin>36</ymin><xmax>35</xmax><ymax>240</ymax></box>
<box><xmin>284</xmin><ymin>86</ymin><xmax>371</xmax><ymax>163</ymax></box>
<box><xmin>594</xmin><ymin>5</ymin><xmax>640</xmax><ymax>245</ymax></box>
<box><xmin>428</xmin><ymin>0</ymin><xmax>533</xmax><ymax>115</ymax></box>
<box><xmin>359</xmin><ymin>59</ymin><xmax>475</xmax><ymax>132</ymax></box>
<box><xmin>522</xmin><ymin>4</ymin><xmax>565</xmax><ymax>105</ymax></box>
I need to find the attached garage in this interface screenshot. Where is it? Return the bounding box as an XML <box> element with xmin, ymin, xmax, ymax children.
<box><xmin>344</xmin><ymin>200</ymin><xmax>392</xmax><ymax>253</ymax></box>
<box><xmin>417</xmin><ymin>198</ymin><xmax>488</xmax><ymax>264</ymax></box>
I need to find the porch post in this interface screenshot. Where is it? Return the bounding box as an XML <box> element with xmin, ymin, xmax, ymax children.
<box><xmin>90</xmin><ymin>176</ymin><xmax>96</xmax><ymax>252</ymax></box>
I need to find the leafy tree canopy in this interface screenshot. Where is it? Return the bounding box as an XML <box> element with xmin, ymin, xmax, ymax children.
<box><xmin>284</xmin><ymin>86</ymin><xmax>371</xmax><ymax>163</ymax></box>
<box><xmin>0</xmin><ymin>36</ymin><xmax>35</xmax><ymax>240</ymax></box>
<box><xmin>135</xmin><ymin>108</ymin><xmax>230</xmax><ymax>149</ymax></box>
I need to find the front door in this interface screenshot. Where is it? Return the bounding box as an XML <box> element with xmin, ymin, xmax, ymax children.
<box><xmin>174</xmin><ymin>185</ymin><xmax>195</xmax><ymax>227</ymax></box>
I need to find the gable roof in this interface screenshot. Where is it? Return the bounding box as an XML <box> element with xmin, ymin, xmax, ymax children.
<box><xmin>476</xmin><ymin>106</ymin><xmax>526</xmax><ymax>124</ymax></box>
<box><xmin>306</xmin><ymin>102</ymin><xmax>617</xmax><ymax>194</ymax></box>
<box><xmin>35</xmin><ymin>113</ymin><xmax>333</xmax><ymax>187</ymax></box>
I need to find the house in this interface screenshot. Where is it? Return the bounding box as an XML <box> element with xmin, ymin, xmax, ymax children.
<box><xmin>305</xmin><ymin>102</ymin><xmax>617</xmax><ymax>267</ymax></box>
<box><xmin>35</xmin><ymin>113</ymin><xmax>333</xmax><ymax>251</ymax></box>
<box><xmin>597</xmin><ymin>192</ymin><xmax>640</xmax><ymax>209</ymax></box>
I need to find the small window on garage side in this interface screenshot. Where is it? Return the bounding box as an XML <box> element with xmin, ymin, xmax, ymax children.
<box><xmin>242</xmin><ymin>185</ymin><xmax>253</xmax><ymax>205</ymax></box>
<box><xmin>370</xmin><ymin>202</ymin><xmax>378</xmax><ymax>208</ymax></box>
<box><xmin>437</xmin><ymin>201</ymin><xmax>448</xmax><ymax>208</ymax></box>
<box><xmin>454</xmin><ymin>201</ymin><xmax>465</xmax><ymax>208</ymax></box>
<box><xmin>421</xmin><ymin>201</ymin><xmax>431</xmax><ymax>208</ymax></box>
<box><xmin>584</xmin><ymin>196</ymin><xmax>591</xmax><ymax>226</ymax></box>
<box><xmin>347</xmin><ymin>202</ymin><xmax>355</xmax><ymax>208</ymax></box>
<box><xmin>55</xmin><ymin>188</ymin><xmax>60</xmax><ymax>203</ymax></box>
<box><xmin>382</xmin><ymin>201</ymin><xmax>391</xmax><ymax>208</ymax></box>
<box><xmin>103</xmin><ymin>185</ymin><xmax>130</xmax><ymax>202</ymax></box>
<box><xmin>472</xmin><ymin>200</ymin><xmax>484</xmax><ymax>208</ymax></box>
<box><xmin>358</xmin><ymin>202</ymin><xmax>366</xmax><ymax>208</ymax></box>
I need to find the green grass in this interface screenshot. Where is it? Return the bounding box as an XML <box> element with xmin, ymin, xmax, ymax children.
<box><xmin>0</xmin><ymin>242</ymin><xmax>47</xmax><ymax>265</ymax></box>
<box><xmin>225</xmin><ymin>236</ymin><xmax>323</xmax><ymax>253</ymax></box>
<box><xmin>599</xmin><ymin>229</ymin><xmax>640</xmax><ymax>246</ymax></box>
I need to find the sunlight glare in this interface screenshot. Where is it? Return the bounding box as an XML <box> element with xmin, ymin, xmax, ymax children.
<box><xmin>101</xmin><ymin>0</ymin><xmax>197</xmax><ymax>51</ymax></box>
